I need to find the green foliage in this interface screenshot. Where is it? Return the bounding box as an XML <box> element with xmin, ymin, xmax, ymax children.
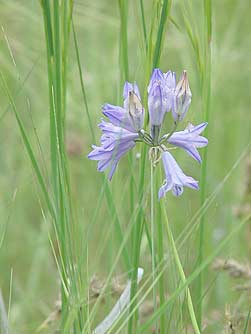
<box><xmin>0</xmin><ymin>0</ymin><xmax>251</xmax><ymax>333</ymax></box>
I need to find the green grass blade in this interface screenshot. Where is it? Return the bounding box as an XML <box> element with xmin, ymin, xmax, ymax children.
<box><xmin>139</xmin><ymin>213</ymin><xmax>251</xmax><ymax>333</ymax></box>
<box><xmin>0</xmin><ymin>71</ymin><xmax>56</xmax><ymax>220</ymax></box>
<box><xmin>152</xmin><ymin>0</ymin><xmax>170</xmax><ymax>68</ymax></box>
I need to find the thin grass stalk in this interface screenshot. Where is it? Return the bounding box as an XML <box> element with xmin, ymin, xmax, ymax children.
<box><xmin>72</xmin><ymin>20</ymin><xmax>95</xmax><ymax>142</ymax></box>
<box><xmin>118</xmin><ymin>0</ymin><xmax>136</xmax><ymax>248</ymax></box>
<box><xmin>162</xmin><ymin>202</ymin><xmax>200</xmax><ymax>334</ymax></box>
<box><xmin>51</xmin><ymin>8</ymin><xmax>68</xmax><ymax>314</ymax></box>
<box><xmin>111</xmin><ymin>149</ymin><xmax>250</xmax><ymax>333</ymax></box>
<box><xmin>40</xmin><ymin>1</ymin><xmax>77</xmax><ymax>330</ymax></box>
<box><xmin>83</xmin><ymin>195</ymin><xmax>147</xmax><ymax>333</ymax></box>
<box><xmin>152</xmin><ymin>0</ymin><xmax>170</xmax><ymax>68</ymax></box>
<box><xmin>139</xmin><ymin>213</ymin><xmax>251</xmax><ymax>333</ymax></box>
<box><xmin>73</xmin><ymin>21</ymin><xmax>133</xmax><ymax>328</ymax></box>
<box><xmin>156</xmin><ymin>167</ymin><xmax>166</xmax><ymax>333</ymax></box>
<box><xmin>139</xmin><ymin>0</ymin><xmax>148</xmax><ymax>52</ymax></box>
<box><xmin>128</xmin><ymin>2</ymin><xmax>172</xmax><ymax>331</ymax></box>
<box><xmin>118</xmin><ymin>0</ymin><xmax>148</xmax><ymax>332</ymax></box>
<box><xmin>197</xmin><ymin>0</ymin><xmax>212</xmax><ymax>328</ymax></box>
<box><xmin>104</xmin><ymin>183</ymin><xmax>131</xmax><ymax>269</ymax></box>
<box><xmin>61</xmin><ymin>0</ymin><xmax>73</xmax><ymax>129</ymax></box>
<box><xmin>243</xmin><ymin>305</ymin><xmax>251</xmax><ymax>334</ymax></box>
<box><xmin>40</xmin><ymin>0</ymin><xmax>58</xmax><ymax>207</ymax></box>
<box><xmin>72</xmin><ymin>19</ymin><xmax>131</xmax><ymax>271</ymax></box>
<box><xmin>0</xmin><ymin>72</ymin><xmax>56</xmax><ymax>220</ymax></box>
<box><xmin>127</xmin><ymin>146</ymin><xmax>146</xmax><ymax>334</ymax></box>
<box><xmin>118</xmin><ymin>0</ymin><xmax>129</xmax><ymax>81</ymax></box>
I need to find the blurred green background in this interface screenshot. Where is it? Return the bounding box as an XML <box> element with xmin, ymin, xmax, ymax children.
<box><xmin>0</xmin><ymin>0</ymin><xmax>251</xmax><ymax>333</ymax></box>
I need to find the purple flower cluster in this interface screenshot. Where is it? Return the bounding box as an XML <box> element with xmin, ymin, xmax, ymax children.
<box><xmin>88</xmin><ymin>69</ymin><xmax>208</xmax><ymax>199</ymax></box>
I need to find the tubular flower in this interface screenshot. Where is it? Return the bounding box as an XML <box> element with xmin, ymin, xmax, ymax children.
<box><xmin>102</xmin><ymin>82</ymin><xmax>144</xmax><ymax>132</ymax></box>
<box><xmin>148</xmin><ymin>69</ymin><xmax>176</xmax><ymax>143</ymax></box>
<box><xmin>158</xmin><ymin>152</ymin><xmax>199</xmax><ymax>199</ymax></box>
<box><xmin>167</xmin><ymin>122</ymin><xmax>208</xmax><ymax>163</ymax></box>
<box><xmin>88</xmin><ymin>68</ymin><xmax>208</xmax><ymax>199</ymax></box>
<box><xmin>88</xmin><ymin>120</ymin><xmax>138</xmax><ymax>180</ymax></box>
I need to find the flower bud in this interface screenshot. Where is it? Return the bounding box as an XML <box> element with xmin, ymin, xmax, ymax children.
<box><xmin>148</xmin><ymin>69</ymin><xmax>175</xmax><ymax>144</ymax></box>
<box><xmin>128</xmin><ymin>91</ymin><xmax>144</xmax><ymax>131</ymax></box>
<box><xmin>123</xmin><ymin>82</ymin><xmax>144</xmax><ymax>131</ymax></box>
<box><xmin>148</xmin><ymin>69</ymin><xmax>165</xmax><ymax>127</ymax></box>
<box><xmin>172</xmin><ymin>70</ymin><xmax>192</xmax><ymax>121</ymax></box>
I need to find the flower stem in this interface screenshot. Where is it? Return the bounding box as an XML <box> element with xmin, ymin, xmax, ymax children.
<box><xmin>156</xmin><ymin>168</ymin><xmax>166</xmax><ymax>333</ymax></box>
<box><xmin>162</xmin><ymin>203</ymin><xmax>201</xmax><ymax>334</ymax></box>
<box><xmin>150</xmin><ymin>163</ymin><xmax>158</xmax><ymax>332</ymax></box>
<box><xmin>159</xmin><ymin>120</ymin><xmax>179</xmax><ymax>143</ymax></box>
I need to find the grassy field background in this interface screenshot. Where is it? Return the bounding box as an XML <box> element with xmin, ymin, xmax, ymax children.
<box><xmin>1</xmin><ymin>1</ymin><xmax>251</xmax><ymax>333</ymax></box>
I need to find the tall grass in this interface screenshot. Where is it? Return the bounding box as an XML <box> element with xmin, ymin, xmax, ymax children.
<box><xmin>1</xmin><ymin>1</ymin><xmax>251</xmax><ymax>333</ymax></box>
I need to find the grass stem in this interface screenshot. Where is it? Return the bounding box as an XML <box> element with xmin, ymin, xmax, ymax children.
<box><xmin>162</xmin><ymin>202</ymin><xmax>201</xmax><ymax>334</ymax></box>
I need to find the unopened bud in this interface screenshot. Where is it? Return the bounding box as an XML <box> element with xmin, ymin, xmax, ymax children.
<box><xmin>172</xmin><ymin>70</ymin><xmax>192</xmax><ymax>121</ymax></box>
<box><xmin>128</xmin><ymin>91</ymin><xmax>144</xmax><ymax>131</ymax></box>
<box><xmin>123</xmin><ymin>82</ymin><xmax>144</xmax><ymax>131</ymax></box>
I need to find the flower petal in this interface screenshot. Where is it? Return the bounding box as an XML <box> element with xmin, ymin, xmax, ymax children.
<box><xmin>102</xmin><ymin>104</ymin><xmax>134</xmax><ymax>132</ymax></box>
<box><xmin>167</xmin><ymin>122</ymin><xmax>208</xmax><ymax>163</ymax></box>
<box><xmin>88</xmin><ymin>136</ymin><xmax>136</xmax><ymax>180</ymax></box>
<box><xmin>148</xmin><ymin>69</ymin><xmax>176</xmax><ymax>131</ymax></box>
<box><xmin>159</xmin><ymin>151</ymin><xmax>199</xmax><ymax>199</ymax></box>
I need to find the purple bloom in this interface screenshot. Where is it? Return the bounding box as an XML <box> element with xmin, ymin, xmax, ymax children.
<box><xmin>147</xmin><ymin>69</ymin><xmax>176</xmax><ymax>144</ymax></box>
<box><xmin>168</xmin><ymin>122</ymin><xmax>208</xmax><ymax>163</ymax></box>
<box><xmin>148</xmin><ymin>69</ymin><xmax>176</xmax><ymax>127</ymax></box>
<box><xmin>102</xmin><ymin>82</ymin><xmax>144</xmax><ymax>132</ymax></box>
<box><xmin>102</xmin><ymin>104</ymin><xmax>135</xmax><ymax>132</ymax></box>
<box><xmin>172</xmin><ymin>70</ymin><xmax>192</xmax><ymax>121</ymax></box>
<box><xmin>88</xmin><ymin>121</ymin><xmax>138</xmax><ymax>180</ymax></box>
<box><xmin>158</xmin><ymin>151</ymin><xmax>199</xmax><ymax>199</ymax></box>
<box><xmin>88</xmin><ymin>68</ymin><xmax>208</xmax><ymax>195</ymax></box>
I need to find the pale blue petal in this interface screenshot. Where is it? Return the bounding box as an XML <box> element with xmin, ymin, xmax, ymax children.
<box><xmin>102</xmin><ymin>104</ymin><xmax>134</xmax><ymax>132</ymax></box>
<box><xmin>167</xmin><ymin>122</ymin><xmax>208</xmax><ymax>163</ymax></box>
<box><xmin>159</xmin><ymin>151</ymin><xmax>199</xmax><ymax>199</ymax></box>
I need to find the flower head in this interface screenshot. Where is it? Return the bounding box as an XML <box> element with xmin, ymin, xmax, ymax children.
<box><xmin>88</xmin><ymin>68</ymin><xmax>208</xmax><ymax>199</ymax></box>
<box><xmin>172</xmin><ymin>70</ymin><xmax>192</xmax><ymax>121</ymax></box>
<box><xmin>158</xmin><ymin>151</ymin><xmax>199</xmax><ymax>199</ymax></box>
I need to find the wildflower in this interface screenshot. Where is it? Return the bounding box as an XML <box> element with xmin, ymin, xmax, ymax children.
<box><xmin>88</xmin><ymin>81</ymin><xmax>143</xmax><ymax>179</ymax></box>
<box><xmin>158</xmin><ymin>151</ymin><xmax>199</xmax><ymax>199</ymax></box>
<box><xmin>88</xmin><ymin>68</ymin><xmax>208</xmax><ymax>199</ymax></box>
<box><xmin>172</xmin><ymin>70</ymin><xmax>192</xmax><ymax>121</ymax></box>
<box><xmin>167</xmin><ymin>122</ymin><xmax>208</xmax><ymax>163</ymax></box>
<box><xmin>88</xmin><ymin>121</ymin><xmax>138</xmax><ymax>180</ymax></box>
<box><xmin>102</xmin><ymin>82</ymin><xmax>144</xmax><ymax>132</ymax></box>
<box><xmin>148</xmin><ymin>69</ymin><xmax>175</xmax><ymax>143</ymax></box>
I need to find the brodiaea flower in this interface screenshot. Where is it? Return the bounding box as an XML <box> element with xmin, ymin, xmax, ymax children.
<box><xmin>88</xmin><ymin>68</ymin><xmax>208</xmax><ymax>199</ymax></box>
<box><xmin>148</xmin><ymin>69</ymin><xmax>176</xmax><ymax>143</ymax></box>
<box><xmin>167</xmin><ymin>122</ymin><xmax>208</xmax><ymax>163</ymax></box>
<box><xmin>88</xmin><ymin>121</ymin><xmax>138</xmax><ymax>180</ymax></box>
<box><xmin>158</xmin><ymin>152</ymin><xmax>199</xmax><ymax>199</ymax></box>
<box><xmin>88</xmin><ymin>82</ymin><xmax>143</xmax><ymax>179</ymax></box>
<box><xmin>103</xmin><ymin>82</ymin><xmax>144</xmax><ymax>132</ymax></box>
